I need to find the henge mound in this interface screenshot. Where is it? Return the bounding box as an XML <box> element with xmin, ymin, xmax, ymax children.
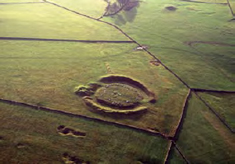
<box><xmin>74</xmin><ymin>75</ymin><xmax>157</xmax><ymax>115</ymax></box>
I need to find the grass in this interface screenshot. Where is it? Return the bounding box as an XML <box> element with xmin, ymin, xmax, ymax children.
<box><xmin>47</xmin><ymin>0</ymin><xmax>107</xmax><ymax>18</ymax></box>
<box><xmin>0</xmin><ymin>0</ymin><xmax>41</xmax><ymax>3</ymax></box>
<box><xmin>229</xmin><ymin>0</ymin><xmax>235</xmax><ymax>14</ymax></box>
<box><xmin>191</xmin><ymin>44</ymin><xmax>235</xmax><ymax>82</ymax></box>
<box><xmin>176</xmin><ymin>93</ymin><xmax>235</xmax><ymax>163</ymax></box>
<box><xmin>102</xmin><ymin>0</ymin><xmax>235</xmax><ymax>90</ymax></box>
<box><xmin>0</xmin><ymin>3</ymin><xmax>127</xmax><ymax>40</ymax></box>
<box><xmin>0</xmin><ymin>40</ymin><xmax>188</xmax><ymax>136</ymax></box>
<box><xmin>197</xmin><ymin>91</ymin><xmax>235</xmax><ymax>129</ymax></box>
<box><xmin>169</xmin><ymin>147</ymin><xmax>186</xmax><ymax>164</ymax></box>
<box><xmin>0</xmin><ymin>0</ymin><xmax>234</xmax><ymax>163</ymax></box>
<box><xmin>0</xmin><ymin>102</ymin><xmax>169</xmax><ymax>164</ymax></box>
<box><xmin>183</xmin><ymin>0</ymin><xmax>227</xmax><ymax>3</ymax></box>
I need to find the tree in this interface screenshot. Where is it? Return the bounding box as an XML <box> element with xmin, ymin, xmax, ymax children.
<box><xmin>103</xmin><ymin>0</ymin><xmax>140</xmax><ymax>17</ymax></box>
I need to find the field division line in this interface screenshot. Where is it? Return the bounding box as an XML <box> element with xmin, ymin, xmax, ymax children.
<box><xmin>0</xmin><ymin>37</ymin><xmax>134</xmax><ymax>43</ymax></box>
<box><xmin>194</xmin><ymin>91</ymin><xmax>234</xmax><ymax>133</ymax></box>
<box><xmin>174</xmin><ymin>142</ymin><xmax>191</xmax><ymax>164</ymax></box>
<box><xmin>164</xmin><ymin>141</ymin><xmax>191</xmax><ymax>164</ymax></box>
<box><xmin>192</xmin><ymin>88</ymin><xmax>235</xmax><ymax>93</ymax></box>
<box><xmin>227</xmin><ymin>0</ymin><xmax>235</xmax><ymax>16</ymax></box>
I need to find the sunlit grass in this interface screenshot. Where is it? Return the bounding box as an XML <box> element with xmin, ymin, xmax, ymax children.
<box><xmin>47</xmin><ymin>0</ymin><xmax>107</xmax><ymax>18</ymax></box>
<box><xmin>0</xmin><ymin>3</ymin><xmax>127</xmax><ymax>40</ymax></box>
<box><xmin>0</xmin><ymin>0</ymin><xmax>41</xmax><ymax>3</ymax></box>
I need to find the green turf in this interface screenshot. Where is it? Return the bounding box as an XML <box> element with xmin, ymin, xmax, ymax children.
<box><xmin>0</xmin><ymin>0</ymin><xmax>41</xmax><ymax>3</ymax></box>
<box><xmin>176</xmin><ymin>93</ymin><xmax>235</xmax><ymax>163</ymax></box>
<box><xmin>190</xmin><ymin>44</ymin><xmax>235</xmax><ymax>82</ymax></box>
<box><xmin>0</xmin><ymin>102</ymin><xmax>169</xmax><ymax>164</ymax></box>
<box><xmin>102</xmin><ymin>0</ymin><xmax>235</xmax><ymax>90</ymax></box>
<box><xmin>0</xmin><ymin>0</ymin><xmax>234</xmax><ymax>163</ymax></box>
<box><xmin>197</xmin><ymin>91</ymin><xmax>235</xmax><ymax>129</ymax></box>
<box><xmin>0</xmin><ymin>3</ymin><xmax>128</xmax><ymax>40</ymax></box>
<box><xmin>229</xmin><ymin>0</ymin><xmax>235</xmax><ymax>13</ymax></box>
<box><xmin>47</xmin><ymin>0</ymin><xmax>107</xmax><ymax>18</ymax></box>
<box><xmin>0</xmin><ymin>40</ymin><xmax>189</xmax><ymax>136</ymax></box>
<box><xmin>183</xmin><ymin>0</ymin><xmax>227</xmax><ymax>3</ymax></box>
<box><xmin>168</xmin><ymin>147</ymin><xmax>187</xmax><ymax>164</ymax></box>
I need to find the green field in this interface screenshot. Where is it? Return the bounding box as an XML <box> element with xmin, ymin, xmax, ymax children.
<box><xmin>102</xmin><ymin>0</ymin><xmax>235</xmax><ymax>90</ymax></box>
<box><xmin>0</xmin><ymin>4</ymin><xmax>127</xmax><ymax>40</ymax></box>
<box><xmin>0</xmin><ymin>0</ymin><xmax>234</xmax><ymax>163</ymax></box>
<box><xmin>48</xmin><ymin>0</ymin><xmax>107</xmax><ymax>18</ymax></box>
<box><xmin>229</xmin><ymin>0</ymin><xmax>235</xmax><ymax>14</ymax></box>
<box><xmin>0</xmin><ymin>102</ymin><xmax>169</xmax><ymax>164</ymax></box>
<box><xmin>197</xmin><ymin>91</ymin><xmax>235</xmax><ymax>129</ymax></box>
<box><xmin>176</xmin><ymin>93</ymin><xmax>235</xmax><ymax>163</ymax></box>
<box><xmin>0</xmin><ymin>40</ymin><xmax>189</xmax><ymax>136</ymax></box>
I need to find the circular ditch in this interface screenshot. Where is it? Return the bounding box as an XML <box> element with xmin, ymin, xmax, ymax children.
<box><xmin>74</xmin><ymin>75</ymin><xmax>157</xmax><ymax>115</ymax></box>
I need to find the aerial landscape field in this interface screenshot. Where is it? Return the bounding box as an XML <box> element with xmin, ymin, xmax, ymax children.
<box><xmin>0</xmin><ymin>0</ymin><xmax>234</xmax><ymax>163</ymax></box>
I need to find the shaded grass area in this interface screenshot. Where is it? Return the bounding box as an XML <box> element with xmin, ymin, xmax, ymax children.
<box><xmin>0</xmin><ymin>40</ymin><xmax>188</xmax><ymax>137</ymax></box>
<box><xmin>102</xmin><ymin>0</ymin><xmax>235</xmax><ymax>90</ymax></box>
<box><xmin>176</xmin><ymin>93</ymin><xmax>235</xmax><ymax>163</ymax></box>
<box><xmin>197</xmin><ymin>92</ymin><xmax>235</xmax><ymax>129</ymax></box>
<box><xmin>190</xmin><ymin>44</ymin><xmax>235</xmax><ymax>82</ymax></box>
<box><xmin>0</xmin><ymin>102</ymin><xmax>169</xmax><ymax>164</ymax></box>
<box><xmin>46</xmin><ymin>0</ymin><xmax>107</xmax><ymax>18</ymax></box>
<box><xmin>0</xmin><ymin>3</ymin><xmax>127</xmax><ymax>41</ymax></box>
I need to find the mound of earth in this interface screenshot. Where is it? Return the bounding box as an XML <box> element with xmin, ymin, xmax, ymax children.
<box><xmin>95</xmin><ymin>83</ymin><xmax>144</xmax><ymax>108</ymax></box>
<box><xmin>165</xmin><ymin>6</ymin><xmax>177</xmax><ymax>11</ymax></box>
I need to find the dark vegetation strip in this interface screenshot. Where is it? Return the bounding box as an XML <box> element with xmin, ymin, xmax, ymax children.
<box><xmin>174</xmin><ymin>142</ymin><xmax>191</xmax><ymax>164</ymax></box>
<box><xmin>44</xmin><ymin>0</ymin><xmax>102</xmax><ymax>21</ymax></box>
<box><xmin>0</xmin><ymin>2</ymin><xmax>44</xmax><ymax>5</ymax></box>
<box><xmin>185</xmin><ymin>41</ymin><xmax>235</xmax><ymax>47</ymax></box>
<box><xmin>194</xmin><ymin>91</ymin><xmax>235</xmax><ymax>133</ymax></box>
<box><xmin>0</xmin><ymin>98</ymin><xmax>169</xmax><ymax>140</ymax></box>
<box><xmin>172</xmin><ymin>90</ymin><xmax>192</xmax><ymax>141</ymax></box>
<box><xmin>180</xmin><ymin>0</ymin><xmax>227</xmax><ymax>5</ymax></box>
<box><xmin>0</xmin><ymin>37</ymin><xmax>134</xmax><ymax>43</ymax></box>
<box><xmin>164</xmin><ymin>141</ymin><xmax>190</xmax><ymax>164</ymax></box>
<box><xmin>192</xmin><ymin>88</ymin><xmax>235</xmax><ymax>93</ymax></box>
<box><xmin>227</xmin><ymin>0</ymin><xmax>235</xmax><ymax>16</ymax></box>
